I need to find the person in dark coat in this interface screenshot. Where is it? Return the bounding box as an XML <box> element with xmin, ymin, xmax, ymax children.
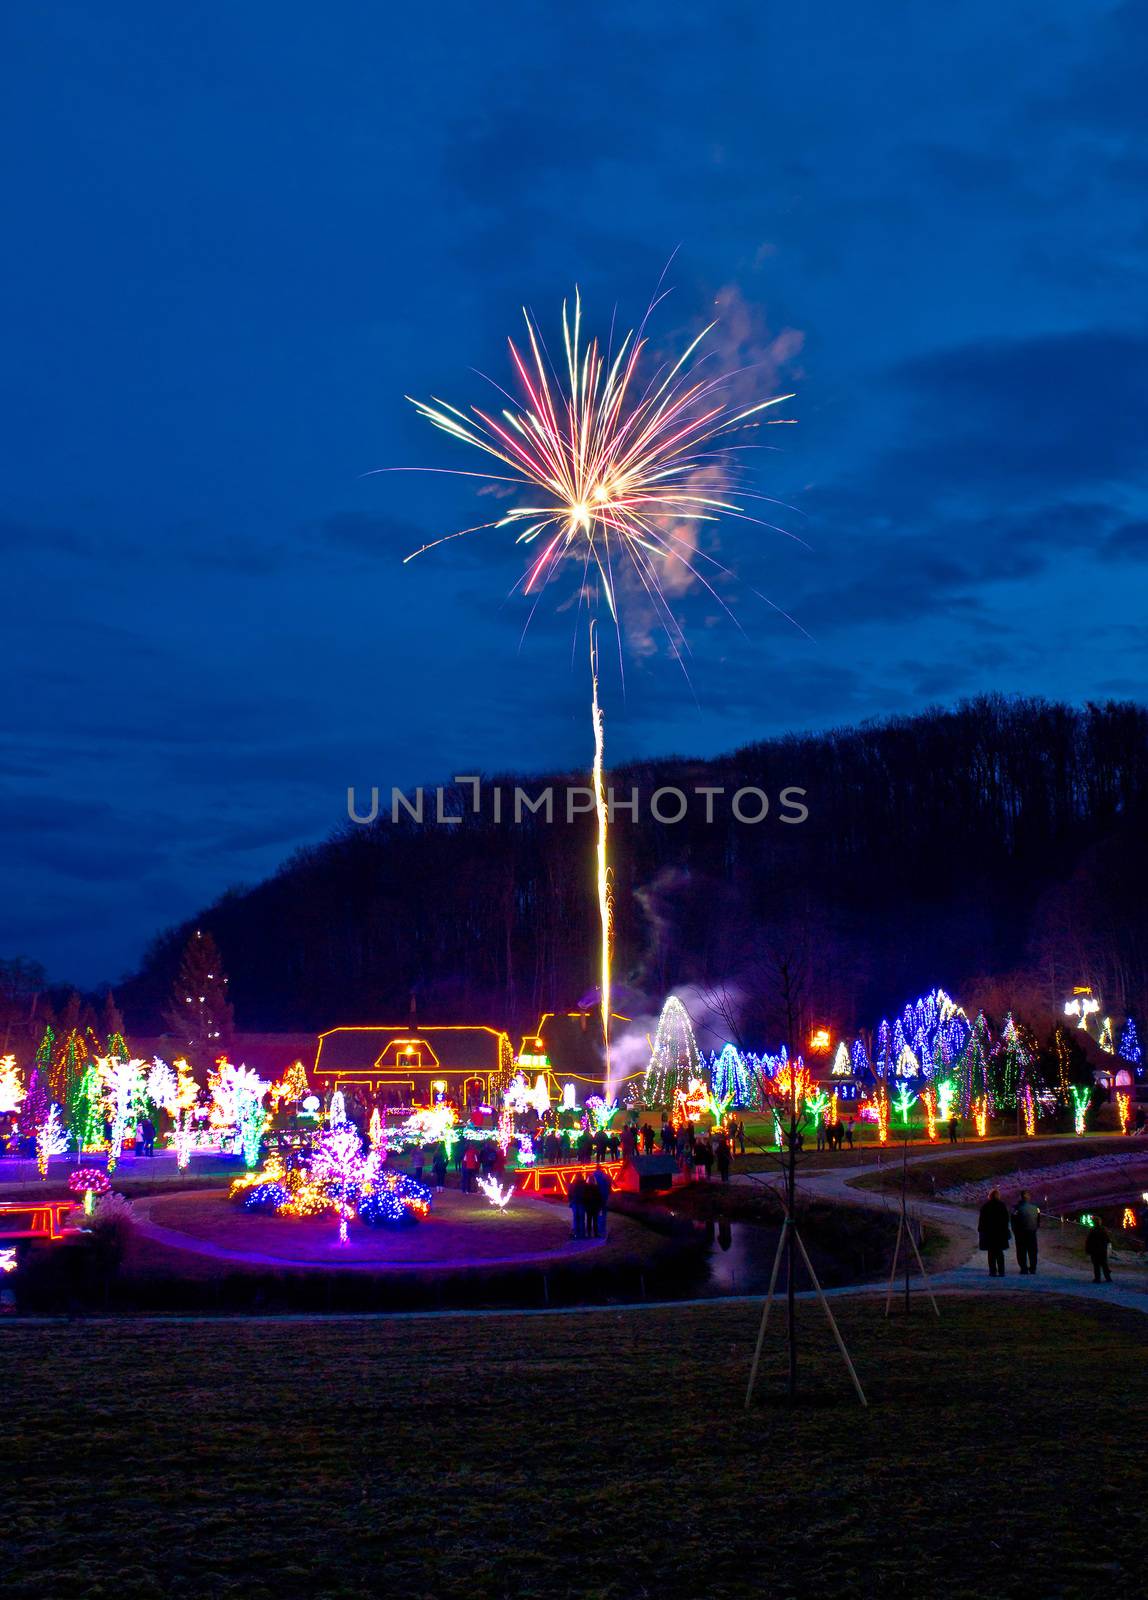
<box><xmin>715</xmin><ymin>1136</ymin><xmax>731</xmax><ymax>1183</ymax></box>
<box><xmin>978</xmin><ymin>1187</ymin><xmax>1011</xmax><ymax>1276</ymax></box>
<box><xmin>592</xmin><ymin>1162</ymin><xmax>613</xmax><ymax>1238</ymax></box>
<box><xmin>1011</xmin><ymin>1189</ymin><xmax>1040</xmax><ymax>1274</ymax></box>
<box><xmin>568</xmin><ymin>1174</ymin><xmax>589</xmax><ymax>1239</ymax></box>
<box><xmin>1085</xmin><ymin>1219</ymin><xmax>1113</xmax><ymax>1282</ymax></box>
<box><xmin>948</xmin><ymin>1115</ymin><xmax>960</xmax><ymax>1144</ymax></box>
<box><xmin>431</xmin><ymin>1148</ymin><xmax>447</xmax><ymax>1191</ymax></box>
<box><xmin>582</xmin><ymin>1174</ymin><xmax>603</xmax><ymax>1238</ymax></box>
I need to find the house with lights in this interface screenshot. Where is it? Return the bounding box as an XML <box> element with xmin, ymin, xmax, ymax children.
<box><xmin>518</xmin><ymin>1009</ymin><xmax>632</xmax><ymax>1100</ymax></box>
<box><xmin>312</xmin><ymin>1024</ymin><xmax>514</xmax><ymax>1110</ymax></box>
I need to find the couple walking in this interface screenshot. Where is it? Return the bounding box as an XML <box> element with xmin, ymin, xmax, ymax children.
<box><xmin>977</xmin><ymin>1188</ymin><xmax>1040</xmax><ymax>1276</ymax></box>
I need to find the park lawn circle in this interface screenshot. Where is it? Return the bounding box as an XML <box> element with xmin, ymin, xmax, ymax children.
<box><xmin>139</xmin><ymin>1186</ymin><xmax>655</xmax><ymax>1270</ymax></box>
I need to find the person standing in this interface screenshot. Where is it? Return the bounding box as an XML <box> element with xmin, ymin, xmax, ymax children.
<box><xmin>1012</xmin><ymin>1190</ymin><xmax>1040</xmax><ymax>1274</ymax></box>
<box><xmin>568</xmin><ymin>1174</ymin><xmax>589</xmax><ymax>1239</ymax></box>
<box><xmin>715</xmin><ymin>1136</ymin><xmax>731</xmax><ymax>1184</ymax></box>
<box><xmin>432</xmin><ymin>1147</ymin><xmax>447</xmax><ymax>1192</ymax></box>
<box><xmin>816</xmin><ymin>1117</ymin><xmax>826</xmax><ymax>1153</ymax></box>
<box><xmin>1085</xmin><ymin>1219</ymin><xmax>1113</xmax><ymax>1282</ymax></box>
<box><xmin>592</xmin><ymin>1162</ymin><xmax>613</xmax><ymax>1238</ymax></box>
<box><xmin>461</xmin><ymin>1145</ymin><xmax>479</xmax><ymax>1195</ymax></box>
<box><xmin>948</xmin><ymin>1115</ymin><xmax>959</xmax><ymax>1145</ymax></box>
<box><xmin>845</xmin><ymin>1117</ymin><xmax>855</xmax><ymax>1150</ymax></box>
<box><xmin>582</xmin><ymin>1176</ymin><xmax>602</xmax><ymax>1238</ymax></box>
<box><xmin>978</xmin><ymin>1187</ymin><xmax>1011</xmax><ymax>1277</ymax></box>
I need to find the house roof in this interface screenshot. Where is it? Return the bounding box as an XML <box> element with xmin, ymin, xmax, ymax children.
<box><xmin>314</xmin><ymin>1025</ymin><xmax>509</xmax><ymax>1078</ymax></box>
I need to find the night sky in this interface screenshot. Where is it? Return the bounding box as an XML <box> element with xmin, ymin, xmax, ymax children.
<box><xmin>5</xmin><ymin>4</ymin><xmax>1148</xmax><ymax>986</ymax></box>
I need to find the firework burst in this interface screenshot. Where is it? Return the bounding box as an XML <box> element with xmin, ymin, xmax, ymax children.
<box><xmin>403</xmin><ymin>288</ymin><xmax>795</xmax><ymax>654</ymax></box>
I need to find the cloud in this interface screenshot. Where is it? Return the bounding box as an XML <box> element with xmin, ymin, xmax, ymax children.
<box><xmin>1100</xmin><ymin>521</ymin><xmax>1148</xmax><ymax>562</ymax></box>
<box><xmin>887</xmin><ymin>329</ymin><xmax>1148</xmax><ymax>498</ymax></box>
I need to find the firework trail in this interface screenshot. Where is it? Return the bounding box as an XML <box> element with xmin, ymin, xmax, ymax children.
<box><xmin>404</xmin><ymin>287</ymin><xmax>795</xmax><ymax>1090</ymax></box>
<box><xmin>589</xmin><ymin>622</ymin><xmax>612</xmax><ymax>1084</ymax></box>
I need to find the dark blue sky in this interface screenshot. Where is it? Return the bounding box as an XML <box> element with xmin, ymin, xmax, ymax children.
<box><xmin>4</xmin><ymin>3</ymin><xmax>1147</xmax><ymax>985</ymax></box>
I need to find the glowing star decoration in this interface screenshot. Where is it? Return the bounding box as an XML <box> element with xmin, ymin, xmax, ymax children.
<box><xmin>1064</xmin><ymin>992</ymin><xmax>1100</xmax><ymax>1031</ymax></box>
<box><xmin>1117</xmin><ymin>1091</ymin><xmax>1132</xmax><ymax>1135</ymax></box>
<box><xmin>1071</xmin><ymin>1086</ymin><xmax>1090</xmax><ymax>1137</ymax></box>
<box><xmin>973</xmin><ymin>1096</ymin><xmax>988</xmax><ymax>1139</ymax></box>
<box><xmin>0</xmin><ymin>1054</ymin><xmax>24</xmax><ymax>1114</ymax></box>
<box><xmin>36</xmin><ymin>1104</ymin><xmax>70</xmax><ymax>1176</ymax></box>
<box><xmin>1021</xmin><ymin>1083</ymin><xmax>1037</xmax><ymax>1137</ymax></box>
<box><xmin>477</xmin><ymin>1173</ymin><xmax>514</xmax><ymax>1209</ymax></box>
<box><xmin>922</xmin><ymin>1086</ymin><xmax>938</xmax><ymax>1143</ymax></box>
<box><xmin>831</xmin><ymin>1043</ymin><xmax>851</xmax><ymax>1077</ymax></box>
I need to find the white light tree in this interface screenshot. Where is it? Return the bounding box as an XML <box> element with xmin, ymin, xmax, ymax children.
<box><xmin>0</xmin><ymin>1055</ymin><xmax>24</xmax><ymax>1115</ymax></box>
<box><xmin>36</xmin><ymin>1103</ymin><xmax>71</xmax><ymax>1176</ymax></box>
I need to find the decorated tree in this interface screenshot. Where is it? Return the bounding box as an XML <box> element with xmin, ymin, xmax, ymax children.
<box><xmin>1119</xmin><ymin>1019</ymin><xmax>1141</xmax><ymax>1069</ymax></box>
<box><xmin>998</xmin><ymin>1013</ymin><xmax>1037</xmax><ymax>1110</ymax></box>
<box><xmin>0</xmin><ymin>1055</ymin><xmax>24</xmax><ymax>1116</ymax></box>
<box><xmin>164</xmin><ymin>929</ymin><xmax>234</xmax><ymax>1058</ymax></box>
<box><xmin>50</xmin><ymin>1028</ymin><xmax>92</xmax><ymax>1139</ymax></box>
<box><xmin>18</xmin><ymin>1067</ymin><xmax>49</xmax><ymax>1139</ymax></box>
<box><xmin>36</xmin><ymin>1104</ymin><xmax>70</xmax><ymax>1176</ymax></box>
<box><xmin>642</xmin><ymin>996</ymin><xmax>701</xmax><ymax>1104</ymax></box>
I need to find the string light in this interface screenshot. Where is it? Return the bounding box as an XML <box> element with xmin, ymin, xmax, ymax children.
<box><xmin>1117</xmin><ymin>1091</ymin><xmax>1131</xmax><ymax>1135</ymax></box>
<box><xmin>1021</xmin><ymin>1083</ymin><xmax>1036</xmax><ymax>1137</ymax></box>
<box><xmin>922</xmin><ymin>1086</ymin><xmax>938</xmax><ymax>1142</ymax></box>
<box><xmin>1071</xmin><ymin>1086</ymin><xmax>1090</xmax><ymax>1137</ymax></box>
<box><xmin>643</xmin><ymin>997</ymin><xmax>701</xmax><ymax>1105</ymax></box>
<box><xmin>35</xmin><ymin>1105</ymin><xmax>70</xmax><ymax>1176</ymax></box>
<box><xmin>477</xmin><ymin>1174</ymin><xmax>514</xmax><ymax>1209</ymax></box>
<box><xmin>973</xmin><ymin>1096</ymin><xmax>988</xmax><ymax>1138</ymax></box>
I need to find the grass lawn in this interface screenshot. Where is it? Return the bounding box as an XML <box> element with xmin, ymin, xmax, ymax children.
<box><xmin>4</xmin><ymin>1295</ymin><xmax>1145</xmax><ymax>1600</ymax></box>
<box><xmin>851</xmin><ymin>1136</ymin><xmax>1135</xmax><ymax>1199</ymax></box>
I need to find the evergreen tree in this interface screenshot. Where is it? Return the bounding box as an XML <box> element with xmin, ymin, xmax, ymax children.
<box><xmin>164</xmin><ymin>930</ymin><xmax>234</xmax><ymax>1057</ymax></box>
<box><xmin>101</xmin><ymin>990</ymin><xmax>126</xmax><ymax>1042</ymax></box>
<box><xmin>50</xmin><ymin>1029</ymin><xmax>91</xmax><ymax>1136</ymax></box>
<box><xmin>1119</xmin><ymin>1018</ymin><xmax>1141</xmax><ymax>1066</ymax></box>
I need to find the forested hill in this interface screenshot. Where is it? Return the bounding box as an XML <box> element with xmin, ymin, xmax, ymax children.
<box><xmin>120</xmin><ymin>696</ymin><xmax>1148</xmax><ymax>1042</ymax></box>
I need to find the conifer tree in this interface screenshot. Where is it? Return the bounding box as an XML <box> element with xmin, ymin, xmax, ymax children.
<box><xmin>165</xmin><ymin>930</ymin><xmax>234</xmax><ymax>1056</ymax></box>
